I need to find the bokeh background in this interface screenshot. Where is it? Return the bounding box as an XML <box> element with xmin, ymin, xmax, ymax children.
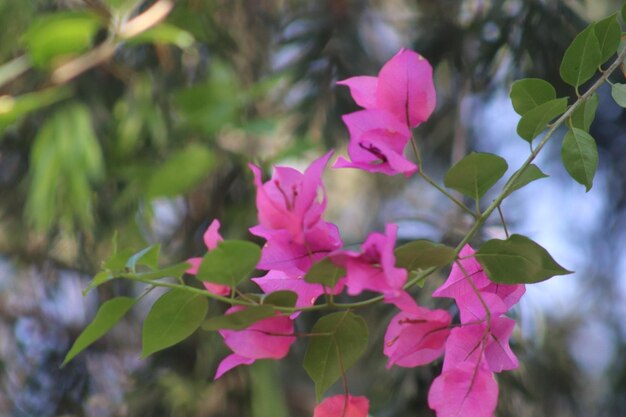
<box><xmin>1</xmin><ymin>0</ymin><xmax>626</xmax><ymax>416</ymax></box>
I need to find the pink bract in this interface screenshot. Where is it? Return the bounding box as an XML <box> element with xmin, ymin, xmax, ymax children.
<box><xmin>338</xmin><ymin>49</ymin><xmax>436</xmax><ymax>128</ymax></box>
<box><xmin>185</xmin><ymin>219</ymin><xmax>231</xmax><ymax>297</ymax></box>
<box><xmin>215</xmin><ymin>306</ymin><xmax>295</xmax><ymax>379</ymax></box>
<box><xmin>428</xmin><ymin>361</ymin><xmax>498</xmax><ymax>417</ymax></box>
<box><xmin>333</xmin><ymin>109</ymin><xmax>418</xmax><ymax>177</ymax></box>
<box><xmin>313</xmin><ymin>395</ymin><xmax>370</xmax><ymax>417</ymax></box>
<box><xmin>341</xmin><ymin>223</ymin><xmax>417</xmax><ymax>311</ymax></box>
<box><xmin>384</xmin><ymin>306</ymin><xmax>451</xmax><ymax>368</ymax></box>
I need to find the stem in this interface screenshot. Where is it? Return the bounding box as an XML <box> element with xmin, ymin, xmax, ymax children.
<box><xmin>496</xmin><ymin>205</ymin><xmax>509</xmax><ymax>238</ymax></box>
<box><xmin>410</xmin><ymin>136</ymin><xmax>477</xmax><ymax>217</ymax></box>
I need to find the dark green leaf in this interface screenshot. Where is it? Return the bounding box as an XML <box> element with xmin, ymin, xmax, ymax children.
<box><xmin>304</xmin><ymin>312</ymin><xmax>368</xmax><ymax>401</ymax></box>
<box><xmin>561</xmin><ymin>127</ymin><xmax>598</xmax><ymax>191</ymax></box>
<box><xmin>142</xmin><ymin>289</ymin><xmax>208</xmax><ymax>357</ymax></box>
<box><xmin>476</xmin><ymin>234</ymin><xmax>572</xmax><ymax>284</ymax></box>
<box><xmin>611</xmin><ymin>83</ymin><xmax>626</xmax><ymax>107</ymax></box>
<box><xmin>503</xmin><ymin>164</ymin><xmax>548</xmax><ymax>197</ymax></box>
<box><xmin>304</xmin><ymin>258</ymin><xmax>346</xmax><ymax>288</ymax></box>
<box><xmin>22</xmin><ymin>12</ymin><xmax>102</xmax><ymax>68</ymax></box>
<box><xmin>570</xmin><ymin>93</ymin><xmax>599</xmax><ymax>131</ymax></box>
<box><xmin>509</xmin><ymin>78</ymin><xmax>556</xmax><ymax>115</ymax></box>
<box><xmin>443</xmin><ymin>152</ymin><xmax>508</xmax><ymax>200</ymax></box>
<box><xmin>263</xmin><ymin>291</ymin><xmax>298</xmax><ymax>308</ymax></box>
<box><xmin>62</xmin><ymin>297</ymin><xmax>136</xmax><ymax>366</ymax></box>
<box><xmin>103</xmin><ymin>248</ymin><xmax>135</xmax><ymax>271</ymax></box>
<box><xmin>146</xmin><ymin>144</ymin><xmax>215</xmax><ymax>198</ymax></box>
<box><xmin>594</xmin><ymin>14</ymin><xmax>621</xmax><ymax>63</ymax></box>
<box><xmin>394</xmin><ymin>240</ymin><xmax>455</xmax><ymax>271</ymax></box>
<box><xmin>202</xmin><ymin>305</ymin><xmax>275</xmax><ymax>331</ymax></box>
<box><xmin>197</xmin><ymin>240</ymin><xmax>261</xmax><ymax>287</ymax></box>
<box><xmin>560</xmin><ymin>24</ymin><xmax>602</xmax><ymax>87</ymax></box>
<box><xmin>126</xmin><ymin>244</ymin><xmax>160</xmax><ymax>271</ymax></box>
<box><xmin>0</xmin><ymin>87</ymin><xmax>71</xmax><ymax>132</ymax></box>
<box><xmin>517</xmin><ymin>98</ymin><xmax>568</xmax><ymax>142</ymax></box>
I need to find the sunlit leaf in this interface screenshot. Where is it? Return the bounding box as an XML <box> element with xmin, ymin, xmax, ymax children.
<box><xmin>22</xmin><ymin>12</ymin><xmax>102</xmax><ymax>68</ymax></box>
<box><xmin>0</xmin><ymin>87</ymin><xmax>71</xmax><ymax>132</ymax></box>
<box><xmin>125</xmin><ymin>23</ymin><xmax>194</xmax><ymax>48</ymax></box>
<box><xmin>476</xmin><ymin>234</ymin><xmax>572</xmax><ymax>284</ymax></box>
<box><xmin>126</xmin><ymin>244</ymin><xmax>160</xmax><ymax>271</ymax></box>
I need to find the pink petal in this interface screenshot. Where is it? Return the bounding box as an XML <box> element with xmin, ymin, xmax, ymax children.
<box><xmin>377</xmin><ymin>49</ymin><xmax>436</xmax><ymax>128</ymax></box>
<box><xmin>314</xmin><ymin>395</ymin><xmax>370</xmax><ymax>417</ymax></box>
<box><xmin>428</xmin><ymin>362</ymin><xmax>498</xmax><ymax>417</ymax></box>
<box><xmin>337</xmin><ymin>75</ymin><xmax>379</xmax><ymax>109</ymax></box>
<box><xmin>342</xmin><ymin>109</ymin><xmax>411</xmax><ymax>151</ymax></box>
<box><xmin>185</xmin><ymin>257</ymin><xmax>202</xmax><ymax>275</ymax></box>
<box><xmin>484</xmin><ymin>317</ymin><xmax>519</xmax><ymax>372</ymax></box>
<box><xmin>384</xmin><ymin>307</ymin><xmax>451</xmax><ymax>368</ymax></box>
<box><xmin>202</xmin><ymin>282</ymin><xmax>231</xmax><ymax>297</ymax></box>
<box><xmin>252</xmin><ymin>270</ymin><xmax>327</xmax><ymax>309</ymax></box>
<box><xmin>203</xmin><ymin>219</ymin><xmax>224</xmax><ymax>251</ymax></box>
<box><xmin>214</xmin><ymin>353</ymin><xmax>255</xmax><ymax>379</ymax></box>
<box><xmin>219</xmin><ymin>306</ymin><xmax>296</xmax><ymax>360</ymax></box>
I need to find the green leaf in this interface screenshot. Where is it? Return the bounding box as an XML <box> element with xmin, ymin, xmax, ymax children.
<box><xmin>476</xmin><ymin>234</ymin><xmax>572</xmax><ymax>284</ymax></box>
<box><xmin>125</xmin><ymin>23</ymin><xmax>194</xmax><ymax>48</ymax></box>
<box><xmin>516</xmin><ymin>98</ymin><xmax>568</xmax><ymax>142</ymax></box>
<box><xmin>83</xmin><ymin>271</ymin><xmax>114</xmax><ymax>295</ymax></box>
<box><xmin>443</xmin><ymin>152</ymin><xmax>508</xmax><ymax>200</ymax></box>
<box><xmin>594</xmin><ymin>14</ymin><xmax>621</xmax><ymax>64</ymax></box>
<box><xmin>611</xmin><ymin>83</ymin><xmax>626</xmax><ymax>107</ymax></box>
<box><xmin>509</xmin><ymin>78</ymin><xmax>556</xmax><ymax>115</ymax></box>
<box><xmin>304</xmin><ymin>312</ymin><xmax>368</xmax><ymax>401</ymax></box>
<box><xmin>304</xmin><ymin>258</ymin><xmax>346</xmax><ymax>288</ymax></box>
<box><xmin>503</xmin><ymin>164</ymin><xmax>548</xmax><ymax>197</ymax></box>
<box><xmin>197</xmin><ymin>240</ymin><xmax>261</xmax><ymax>287</ymax></box>
<box><xmin>561</xmin><ymin>127</ymin><xmax>598</xmax><ymax>191</ymax></box>
<box><xmin>62</xmin><ymin>297</ymin><xmax>136</xmax><ymax>366</ymax></box>
<box><xmin>394</xmin><ymin>240</ymin><xmax>455</xmax><ymax>271</ymax></box>
<box><xmin>570</xmin><ymin>93</ymin><xmax>599</xmax><ymax>132</ymax></box>
<box><xmin>103</xmin><ymin>248</ymin><xmax>135</xmax><ymax>271</ymax></box>
<box><xmin>202</xmin><ymin>305</ymin><xmax>275</xmax><ymax>331</ymax></box>
<box><xmin>560</xmin><ymin>24</ymin><xmax>602</xmax><ymax>87</ymax></box>
<box><xmin>22</xmin><ymin>12</ymin><xmax>102</xmax><ymax>68</ymax></box>
<box><xmin>126</xmin><ymin>244</ymin><xmax>160</xmax><ymax>271</ymax></box>
<box><xmin>140</xmin><ymin>262</ymin><xmax>191</xmax><ymax>281</ymax></box>
<box><xmin>146</xmin><ymin>144</ymin><xmax>215</xmax><ymax>199</ymax></box>
<box><xmin>26</xmin><ymin>103</ymin><xmax>104</xmax><ymax>232</ymax></box>
<box><xmin>142</xmin><ymin>289</ymin><xmax>208</xmax><ymax>357</ymax></box>
<box><xmin>262</xmin><ymin>291</ymin><xmax>298</xmax><ymax>308</ymax></box>
<box><xmin>0</xmin><ymin>87</ymin><xmax>71</xmax><ymax>132</ymax></box>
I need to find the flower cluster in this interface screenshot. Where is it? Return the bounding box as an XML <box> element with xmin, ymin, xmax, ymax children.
<box><xmin>196</xmin><ymin>49</ymin><xmax>523</xmax><ymax>417</ymax></box>
<box><xmin>334</xmin><ymin>49</ymin><xmax>436</xmax><ymax>176</ymax></box>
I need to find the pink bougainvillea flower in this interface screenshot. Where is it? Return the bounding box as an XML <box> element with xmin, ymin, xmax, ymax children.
<box><xmin>339</xmin><ymin>48</ymin><xmax>436</xmax><ymax>128</ymax></box>
<box><xmin>384</xmin><ymin>306</ymin><xmax>451</xmax><ymax>368</ymax></box>
<box><xmin>433</xmin><ymin>244</ymin><xmax>525</xmax><ymax>321</ymax></box>
<box><xmin>252</xmin><ymin>221</ymin><xmax>342</xmax><ymax>275</ymax></box>
<box><xmin>313</xmin><ymin>395</ymin><xmax>370</xmax><ymax>417</ymax></box>
<box><xmin>442</xmin><ymin>317</ymin><xmax>518</xmax><ymax>373</ymax></box>
<box><xmin>186</xmin><ymin>219</ymin><xmax>231</xmax><ymax>297</ymax></box>
<box><xmin>252</xmin><ymin>269</ymin><xmax>345</xmax><ymax>315</ymax></box>
<box><xmin>249</xmin><ymin>151</ymin><xmax>333</xmax><ymax>245</ymax></box>
<box><xmin>333</xmin><ymin>109</ymin><xmax>418</xmax><ymax>177</ymax></box>
<box><xmin>215</xmin><ymin>306</ymin><xmax>295</xmax><ymax>379</ymax></box>
<box><xmin>341</xmin><ymin>223</ymin><xmax>418</xmax><ymax>312</ymax></box>
<box><xmin>428</xmin><ymin>361</ymin><xmax>498</xmax><ymax>417</ymax></box>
